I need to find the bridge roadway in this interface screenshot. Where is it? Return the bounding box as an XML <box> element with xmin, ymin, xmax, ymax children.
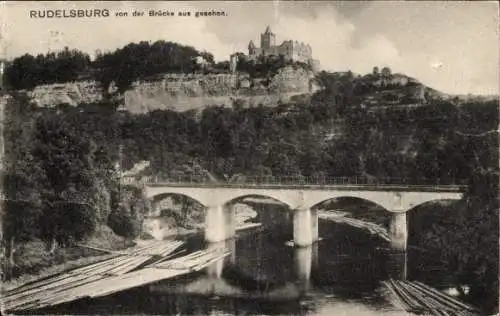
<box><xmin>140</xmin><ymin>179</ymin><xmax>465</xmax><ymax>249</ymax></box>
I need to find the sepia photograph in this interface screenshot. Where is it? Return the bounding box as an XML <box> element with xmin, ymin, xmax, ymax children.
<box><xmin>0</xmin><ymin>1</ymin><xmax>498</xmax><ymax>315</ymax></box>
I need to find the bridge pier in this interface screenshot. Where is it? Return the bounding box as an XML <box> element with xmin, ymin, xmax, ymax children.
<box><xmin>205</xmin><ymin>205</ymin><xmax>235</xmax><ymax>243</ymax></box>
<box><xmin>293</xmin><ymin>208</ymin><xmax>319</xmax><ymax>247</ymax></box>
<box><xmin>389</xmin><ymin>212</ymin><xmax>408</xmax><ymax>251</ymax></box>
<box><xmin>311</xmin><ymin>209</ymin><xmax>318</xmax><ymax>242</ymax></box>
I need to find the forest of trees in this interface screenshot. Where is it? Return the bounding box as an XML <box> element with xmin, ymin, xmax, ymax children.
<box><xmin>3</xmin><ymin>41</ymin><xmax>217</xmax><ymax>92</ymax></box>
<box><xmin>4</xmin><ymin>47</ymin><xmax>91</xmax><ymax>90</ymax></box>
<box><xmin>94</xmin><ymin>41</ymin><xmax>216</xmax><ymax>93</ymax></box>
<box><xmin>1</xmin><ymin>94</ymin><xmax>149</xmax><ymax>280</ymax></box>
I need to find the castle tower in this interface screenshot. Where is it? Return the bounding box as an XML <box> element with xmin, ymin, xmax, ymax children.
<box><xmin>260</xmin><ymin>26</ymin><xmax>276</xmax><ymax>55</ymax></box>
<box><xmin>248</xmin><ymin>40</ymin><xmax>256</xmax><ymax>56</ymax></box>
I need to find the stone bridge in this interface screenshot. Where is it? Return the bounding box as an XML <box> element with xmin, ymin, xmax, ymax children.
<box><xmin>143</xmin><ymin>181</ymin><xmax>465</xmax><ymax>249</ymax></box>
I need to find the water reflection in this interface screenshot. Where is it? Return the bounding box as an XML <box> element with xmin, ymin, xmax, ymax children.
<box><xmin>29</xmin><ymin>220</ymin><xmax>424</xmax><ymax>315</ymax></box>
<box><xmin>386</xmin><ymin>249</ymin><xmax>407</xmax><ymax>281</ymax></box>
<box><xmin>206</xmin><ymin>239</ymin><xmax>236</xmax><ymax>279</ymax></box>
<box><xmin>294</xmin><ymin>244</ymin><xmax>318</xmax><ymax>294</ymax></box>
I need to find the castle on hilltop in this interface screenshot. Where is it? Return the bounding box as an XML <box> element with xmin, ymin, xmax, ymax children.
<box><xmin>230</xmin><ymin>26</ymin><xmax>319</xmax><ymax>72</ymax></box>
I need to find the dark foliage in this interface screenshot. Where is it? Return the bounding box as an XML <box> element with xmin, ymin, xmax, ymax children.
<box><xmin>5</xmin><ymin>41</ymin><xmax>214</xmax><ymax>93</ymax></box>
<box><xmin>107</xmin><ymin>186</ymin><xmax>149</xmax><ymax>239</ymax></box>
<box><xmin>4</xmin><ymin>47</ymin><xmax>91</xmax><ymax>90</ymax></box>
<box><xmin>93</xmin><ymin>41</ymin><xmax>205</xmax><ymax>92</ymax></box>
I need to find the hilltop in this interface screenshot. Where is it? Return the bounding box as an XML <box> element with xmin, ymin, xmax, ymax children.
<box><xmin>318</xmin><ymin>67</ymin><xmax>499</xmax><ymax>109</ymax></box>
<box><xmin>3</xmin><ymin>41</ymin><xmax>497</xmax><ymax>113</ymax></box>
<box><xmin>316</xmin><ymin>68</ymin><xmax>459</xmax><ymax>110</ymax></box>
<box><xmin>3</xmin><ymin>41</ymin><xmax>321</xmax><ymax>112</ymax></box>
<box><xmin>9</xmin><ymin>65</ymin><xmax>489</xmax><ymax>114</ymax></box>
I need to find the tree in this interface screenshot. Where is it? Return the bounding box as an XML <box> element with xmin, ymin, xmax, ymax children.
<box><xmin>107</xmin><ymin>186</ymin><xmax>150</xmax><ymax>241</ymax></box>
<box><xmin>31</xmin><ymin>114</ymin><xmax>103</xmax><ymax>251</ymax></box>
<box><xmin>4</xmin><ymin>48</ymin><xmax>91</xmax><ymax>90</ymax></box>
<box><xmin>94</xmin><ymin>40</ymin><xmax>203</xmax><ymax>91</ymax></box>
<box><xmin>39</xmin><ymin>201</ymin><xmax>97</xmax><ymax>252</ymax></box>
<box><xmin>419</xmin><ymin>130</ymin><xmax>499</xmax><ymax>314</ymax></box>
<box><xmin>381</xmin><ymin>66</ymin><xmax>392</xmax><ymax>78</ymax></box>
<box><xmin>1</xmin><ymin>97</ymin><xmax>44</xmax><ymax>279</ymax></box>
<box><xmin>199</xmin><ymin>51</ymin><xmax>215</xmax><ymax>64</ymax></box>
<box><xmin>2</xmin><ymin>199</ymin><xmax>41</xmax><ymax>279</ymax></box>
<box><xmin>445</xmin><ymin>169</ymin><xmax>499</xmax><ymax>314</ymax></box>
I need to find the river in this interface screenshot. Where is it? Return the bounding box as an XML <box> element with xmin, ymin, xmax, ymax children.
<box><xmin>32</xmin><ymin>218</ymin><xmax>456</xmax><ymax>315</ymax></box>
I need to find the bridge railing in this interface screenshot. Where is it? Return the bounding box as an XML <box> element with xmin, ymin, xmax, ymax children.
<box><xmin>135</xmin><ymin>174</ymin><xmax>464</xmax><ymax>188</ymax></box>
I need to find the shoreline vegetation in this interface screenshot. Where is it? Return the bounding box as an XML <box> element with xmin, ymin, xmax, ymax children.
<box><xmin>2</xmin><ymin>252</ymin><xmax>116</xmax><ymax>292</ymax></box>
<box><xmin>1</xmin><ymin>224</ymin><xmax>135</xmax><ymax>291</ymax></box>
<box><xmin>1</xmin><ymin>214</ymin><xmax>262</xmax><ymax>293</ymax></box>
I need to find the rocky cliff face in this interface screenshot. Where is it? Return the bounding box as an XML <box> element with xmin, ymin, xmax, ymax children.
<box><xmin>22</xmin><ymin>66</ymin><xmax>320</xmax><ymax>113</ymax></box>
<box><xmin>269</xmin><ymin>65</ymin><xmax>320</xmax><ymax>93</ymax></box>
<box><xmin>26</xmin><ymin>81</ymin><xmax>104</xmax><ymax>107</ymax></box>
<box><xmin>123</xmin><ymin>66</ymin><xmax>319</xmax><ymax>113</ymax></box>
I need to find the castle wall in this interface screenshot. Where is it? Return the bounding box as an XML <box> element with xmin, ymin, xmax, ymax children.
<box><xmin>247</xmin><ymin>27</ymin><xmax>314</xmax><ymax>64</ymax></box>
<box><xmin>278</xmin><ymin>41</ymin><xmax>294</xmax><ymax>60</ymax></box>
<box><xmin>290</xmin><ymin>41</ymin><xmax>312</xmax><ymax>63</ymax></box>
<box><xmin>249</xmin><ymin>39</ymin><xmax>313</xmax><ymax>63</ymax></box>
<box><xmin>248</xmin><ymin>47</ymin><xmax>263</xmax><ymax>60</ymax></box>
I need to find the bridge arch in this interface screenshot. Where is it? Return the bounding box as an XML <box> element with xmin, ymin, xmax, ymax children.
<box><xmin>301</xmin><ymin>191</ymin><xmax>463</xmax><ymax>213</ymax></box>
<box><xmin>150</xmin><ymin>192</ymin><xmax>205</xmax><ymax>207</ymax></box>
<box><xmin>213</xmin><ymin>189</ymin><xmax>300</xmax><ymax>209</ymax></box>
<box><xmin>149</xmin><ymin>192</ymin><xmax>209</xmax><ymax>209</ymax></box>
<box><xmin>308</xmin><ymin>196</ymin><xmax>389</xmax><ymax>213</ymax></box>
<box><xmin>146</xmin><ymin>186</ymin><xmax>213</xmax><ymax>207</ymax></box>
<box><xmin>301</xmin><ymin>191</ymin><xmax>399</xmax><ymax>212</ymax></box>
<box><xmin>307</xmin><ymin>196</ymin><xmax>392</xmax><ymax>241</ymax></box>
<box><xmin>223</xmin><ymin>194</ymin><xmax>294</xmax><ymax>232</ymax></box>
<box><xmin>220</xmin><ymin>194</ymin><xmax>293</xmax><ymax>210</ymax></box>
<box><xmin>406</xmin><ymin>199</ymin><xmax>460</xmax><ymax>271</ymax></box>
<box><xmin>402</xmin><ymin>195</ymin><xmax>463</xmax><ymax>214</ymax></box>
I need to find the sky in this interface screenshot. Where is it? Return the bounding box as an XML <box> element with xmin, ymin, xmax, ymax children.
<box><xmin>2</xmin><ymin>1</ymin><xmax>499</xmax><ymax>95</ymax></box>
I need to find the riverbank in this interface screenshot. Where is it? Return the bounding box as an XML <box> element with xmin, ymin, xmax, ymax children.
<box><xmin>2</xmin><ymin>221</ymin><xmax>263</xmax><ymax>293</ymax></box>
<box><xmin>2</xmin><ymin>252</ymin><xmax>117</xmax><ymax>292</ymax></box>
<box><xmin>1</xmin><ymin>226</ymin><xmax>135</xmax><ymax>291</ymax></box>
